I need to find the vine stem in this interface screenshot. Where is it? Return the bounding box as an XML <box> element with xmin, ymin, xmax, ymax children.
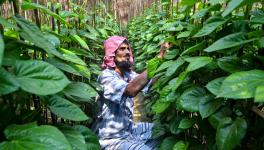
<box><xmin>251</xmin><ymin>106</ymin><xmax>264</xmax><ymax>119</ymax></box>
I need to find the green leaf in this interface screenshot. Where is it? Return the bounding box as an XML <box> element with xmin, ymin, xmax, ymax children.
<box><xmin>177</xmin><ymin>31</ymin><xmax>191</xmax><ymax>39</ymax></box>
<box><xmin>147</xmin><ymin>57</ymin><xmax>161</xmax><ymax>79</ymax></box>
<box><xmin>217</xmin><ymin>57</ymin><xmax>247</xmax><ymax>73</ymax></box>
<box><xmin>43</xmin><ymin>95</ymin><xmax>89</xmax><ymax>121</ymax></box>
<box><xmin>58</xmin><ymin>126</ymin><xmax>86</xmax><ymax>150</ymax></box>
<box><xmin>15</xmin><ymin>60</ymin><xmax>70</xmax><ymax>95</ymax></box>
<box><xmin>47</xmin><ymin>57</ymin><xmax>82</xmax><ymax>76</ymax></box>
<box><xmin>73</xmin><ymin>125</ymin><xmax>100</xmax><ymax>150</ymax></box>
<box><xmin>0</xmin><ymin>34</ymin><xmax>3</xmax><ymax>66</ymax></box>
<box><xmin>191</xmin><ymin>8</ymin><xmax>209</xmax><ymax>19</ymax></box>
<box><xmin>172</xmin><ymin>71</ymin><xmax>188</xmax><ymax>91</ymax></box>
<box><xmin>218</xmin><ymin>70</ymin><xmax>264</xmax><ymax>99</ymax></box>
<box><xmin>156</xmin><ymin>60</ymin><xmax>173</xmax><ymax>73</ymax></box>
<box><xmin>152</xmin><ymin>100</ymin><xmax>170</xmax><ymax>113</ymax></box>
<box><xmin>206</xmin><ymin>77</ymin><xmax>226</xmax><ymax>95</ymax></box>
<box><xmin>166</xmin><ymin>57</ymin><xmax>185</xmax><ymax>77</ymax></box>
<box><xmin>216</xmin><ymin>117</ymin><xmax>247</xmax><ymax>150</ymax></box>
<box><xmin>58</xmin><ymin>48</ymin><xmax>86</xmax><ymax>66</ymax></box>
<box><xmin>0</xmin><ymin>16</ymin><xmax>17</xmax><ymax>29</ymax></box>
<box><xmin>178</xmin><ymin>118</ymin><xmax>195</xmax><ymax>129</ymax></box>
<box><xmin>170</xmin><ymin>116</ymin><xmax>183</xmax><ymax>134</ymax></box>
<box><xmin>70</xmin><ymin>35</ymin><xmax>89</xmax><ymax>50</ymax></box>
<box><xmin>13</xmin><ymin>15</ymin><xmax>63</xmax><ymax>58</ymax></box>
<box><xmin>0</xmin><ymin>68</ymin><xmax>19</xmax><ymax>95</ymax></box>
<box><xmin>63</xmin><ymin>82</ymin><xmax>97</xmax><ymax>102</ymax></box>
<box><xmin>254</xmin><ymin>85</ymin><xmax>264</xmax><ymax>102</ymax></box>
<box><xmin>208</xmin><ymin>107</ymin><xmax>232</xmax><ymax>129</ymax></box>
<box><xmin>160</xmin><ymin>137</ymin><xmax>177</xmax><ymax>150</ymax></box>
<box><xmin>180</xmin><ymin>0</ymin><xmax>200</xmax><ymax>6</ymax></box>
<box><xmin>222</xmin><ymin>0</ymin><xmax>244</xmax><ymax>17</ymax></box>
<box><xmin>178</xmin><ymin>87</ymin><xmax>206</xmax><ymax>112</ymax></box>
<box><xmin>70</xmin><ymin>64</ymin><xmax>91</xmax><ymax>79</ymax></box>
<box><xmin>0</xmin><ymin>123</ymin><xmax>71</xmax><ymax>150</ymax></box>
<box><xmin>185</xmin><ymin>57</ymin><xmax>212</xmax><ymax>72</ymax></box>
<box><xmin>173</xmin><ymin>141</ymin><xmax>189</xmax><ymax>150</ymax></box>
<box><xmin>21</xmin><ymin>2</ymin><xmax>66</xmax><ymax>24</ymax></box>
<box><xmin>204</xmin><ymin>32</ymin><xmax>257</xmax><ymax>52</ymax></box>
<box><xmin>43</xmin><ymin>32</ymin><xmax>60</xmax><ymax>48</ymax></box>
<box><xmin>199</xmin><ymin>96</ymin><xmax>222</xmax><ymax>119</ymax></box>
<box><xmin>181</xmin><ymin>42</ymin><xmax>206</xmax><ymax>56</ymax></box>
<box><xmin>250</xmin><ymin>10</ymin><xmax>264</xmax><ymax>24</ymax></box>
<box><xmin>193</xmin><ymin>18</ymin><xmax>228</xmax><ymax>37</ymax></box>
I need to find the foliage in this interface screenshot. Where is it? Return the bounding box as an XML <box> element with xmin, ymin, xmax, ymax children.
<box><xmin>0</xmin><ymin>1</ymin><xmax>121</xmax><ymax>149</ymax></box>
<box><xmin>128</xmin><ymin>1</ymin><xmax>264</xmax><ymax>150</ymax></box>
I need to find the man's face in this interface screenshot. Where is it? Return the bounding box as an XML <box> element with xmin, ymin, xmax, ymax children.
<box><xmin>114</xmin><ymin>43</ymin><xmax>131</xmax><ymax>71</ymax></box>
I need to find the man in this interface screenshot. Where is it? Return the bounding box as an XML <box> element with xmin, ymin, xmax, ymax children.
<box><xmin>94</xmin><ymin>36</ymin><xmax>170</xmax><ymax>150</ymax></box>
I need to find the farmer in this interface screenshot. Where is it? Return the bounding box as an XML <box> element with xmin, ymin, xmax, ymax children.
<box><xmin>93</xmin><ymin>36</ymin><xmax>170</xmax><ymax>150</ymax></box>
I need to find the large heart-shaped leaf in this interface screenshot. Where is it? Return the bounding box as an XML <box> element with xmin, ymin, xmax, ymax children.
<box><xmin>204</xmin><ymin>32</ymin><xmax>257</xmax><ymax>52</ymax></box>
<box><xmin>222</xmin><ymin>0</ymin><xmax>244</xmax><ymax>17</ymax></box>
<box><xmin>172</xmin><ymin>71</ymin><xmax>188</xmax><ymax>91</ymax></box>
<box><xmin>152</xmin><ymin>100</ymin><xmax>170</xmax><ymax>113</ymax></box>
<box><xmin>180</xmin><ymin>42</ymin><xmax>206</xmax><ymax>56</ymax></box>
<box><xmin>217</xmin><ymin>57</ymin><xmax>254</xmax><ymax>73</ymax></box>
<box><xmin>15</xmin><ymin>60</ymin><xmax>70</xmax><ymax>95</ymax></box>
<box><xmin>156</xmin><ymin>60</ymin><xmax>173</xmax><ymax>73</ymax></box>
<box><xmin>43</xmin><ymin>95</ymin><xmax>88</xmax><ymax>121</ymax></box>
<box><xmin>70</xmin><ymin>35</ymin><xmax>89</xmax><ymax>50</ymax></box>
<box><xmin>58</xmin><ymin>48</ymin><xmax>86</xmax><ymax>66</ymax></box>
<box><xmin>185</xmin><ymin>57</ymin><xmax>212</xmax><ymax>72</ymax></box>
<box><xmin>193</xmin><ymin>18</ymin><xmax>228</xmax><ymax>37</ymax></box>
<box><xmin>216</xmin><ymin>117</ymin><xmax>247</xmax><ymax>150</ymax></box>
<box><xmin>147</xmin><ymin>57</ymin><xmax>161</xmax><ymax>78</ymax></box>
<box><xmin>166</xmin><ymin>57</ymin><xmax>185</xmax><ymax>77</ymax></box>
<box><xmin>0</xmin><ymin>123</ymin><xmax>71</xmax><ymax>150</ymax></box>
<box><xmin>208</xmin><ymin>107</ymin><xmax>232</xmax><ymax>129</ymax></box>
<box><xmin>173</xmin><ymin>141</ymin><xmax>189</xmax><ymax>150</ymax></box>
<box><xmin>206</xmin><ymin>77</ymin><xmax>226</xmax><ymax>96</ymax></box>
<box><xmin>255</xmin><ymin>85</ymin><xmax>264</xmax><ymax>102</ymax></box>
<box><xmin>160</xmin><ymin>137</ymin><xmax>178</xmax><ymax>150</ymax></box>
<box><xmin>178</xmin><ymin>118</ymin><xmax>195</xmax><ymax>129</ymax></box>
<box><xmin>199</xmin><ymin>96</ymin><xmax>222</xmax><ymax>119</ymax></box>
<box><xmin>218</xmin><ymin>70</ymin><xmax>264</xmax><ymax>99</ymax></box>
<box><xmin>73</xmin><ymin>125</ymin><xmax>100</xmax><ymax>150</ymax></box>
<box><xmin>58</xmin><ymin>126</ymin><xmax>86</xmax><ymax>150</ymax></box>
<box><xmin>178</xmin><ymin>87</ymin><xmax>206</xmax><ymax>112</ymax></box>
<box><xmin>13</xmin><ymin>15</ymin><xmax>63</xmax><ymax>58</ymax></box>
<box><xmin>63</xmin><ymin>82</ymin><xmax>97</xmax><ymax>102</ymax></box>
<box><xmin>0</xmin><ymin>68</ymin><xmax>19</xmax><ymax>95</ymax></box>
<box><xmin>21</xmin><ymin>2</ymin><xmax>66</xmax><ymax>24</ymax></box>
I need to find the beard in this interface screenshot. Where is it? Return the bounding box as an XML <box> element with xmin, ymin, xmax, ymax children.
<box><xmin>115</xmin><ymin>59</ymin><xmax>131</xmax><ymax>71</ymax></box>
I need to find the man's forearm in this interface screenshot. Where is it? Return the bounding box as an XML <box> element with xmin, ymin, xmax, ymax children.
<box><xmin>124</xmin><ymin>70</ymin><xmax>149</xmax><ymax>97</ymax></box>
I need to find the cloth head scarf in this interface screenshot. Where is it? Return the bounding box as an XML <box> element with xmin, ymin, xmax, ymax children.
<box><xmin>102</xmin><ymin>36</ymin><xmax>134</xmax><ymax>69</ymax></box>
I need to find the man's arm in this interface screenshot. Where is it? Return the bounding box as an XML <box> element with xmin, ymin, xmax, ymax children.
<box><xmin>124</xmin><ymin>42</ymin><xmax>171</xmax><ymax>97</ymax></box>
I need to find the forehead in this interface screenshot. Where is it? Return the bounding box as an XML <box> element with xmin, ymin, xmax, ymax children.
<box><xmin>119</xmin><ymin>43</ymin><xmax>129</xmax><ymax>47</ymax></box>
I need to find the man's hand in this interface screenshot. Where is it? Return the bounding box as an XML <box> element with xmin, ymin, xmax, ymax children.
<box><xmin>157</xmin><ymin>42</ymin><xmax>172</xmax><ymax>58</ymax></box>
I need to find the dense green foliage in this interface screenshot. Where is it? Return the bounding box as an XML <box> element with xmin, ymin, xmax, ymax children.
<box><xmin>129</xmin><ymin>0</ymin><xmax>264</xmax><ymax>149</ymax></box>
<box><xmin>0</xmin><ymin>1</ymin><xmax>121</xmax><ymax>150</ymax></box>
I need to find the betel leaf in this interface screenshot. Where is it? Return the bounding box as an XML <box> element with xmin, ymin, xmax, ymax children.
<box><xmin>218</xmin><ymin>70</ymin><xmax>264</xmax><ymax>99</ymax></box>
<box><xmin>204</xmin><ymin>32</ymin><xmax>258</xmax><ymax>52</ymax></box>
<box><xmin>185</xmin><ymin>56</ymin><xmax>212</xmax><ymax>72</ymax></box>
<box><xmin>70</xmin><ymin>64</ymin><xmax>91</xmax><ymax>79</ymax></box>
<box><xmin>152</xmin><ymin>100</ymin><xmax>170</xmax><ymax>114</ymax></box>
<box><xmin>0</xmin><ymin>16</ymin><xmax>17</xmax><ymax>29</ymax></box>
<box><xmin>191</xmin><ymin>8</ymin><xmax>209</xmax><ymax>19</ymax></box>
<box><xmin>14</xmin><ymin>60</ymin><xmax>70</xmax><ymax>95</ymax></box>
<box><xmin>73</xmin><ymin>125</ymin><xmax>100</xmax><ymax>150</ymax></box>
<box><xmin>206</xmin><ymin>77</ymin><xmax>226</xmax><ymax>96</ymax></box>
<box><xmin>0</xmin><ymin>68</ymin><xmax>19</xmax><ymax>95</ymax></box>
<box><xmin>13</xmin><ymin>15</ymin><xmax>63</xmax><ymax>58</ymax></box>
<box><xmin>216</xmin><ymin>117</ymin><xmax>247</xmax><ymax>150</ymax></box>
<box><xmin>178</xmin><ymin>118</ymin><xmax>195</xmax><ymax>129</ymax></box>
<box><xmin>180</xmin><ymin>0</ymin><xmax>200</xmax><ymax>6</ymax></box>
<box><xmin>255</xmin><ymin>85</ymin><xmax>264</xmax><ymax>102</ymax></box>
<box><xmin>199</xmin><ymin>96</ymin><xmax>222</xmax><ymax>119</ymax></box>
<box><xmin>173</xmin><ymin>141</ymin><xmax>189</xmax><ymax>150</ymax></box>
<box><xmin>193</xmin><ymin>18</ymin><xmax>228</xmax><ymax>37</ymax></box>
<box><xmin>155</xmin><ymin>60</ymin><xmax>173</xmax><ymax>73</ymax></box>
<box><xmin>178</xmin><ymin>87</ymin><xmax>206</xmax><ymax>112</ymax></box>
<box><xmin>172</xmin><ymin>71</ymin><xmax>188</xmax><ymax>91</ymax></box>
<box><xmin>63</xmin><ymin>82</ymin><xmax>97</xmax><ymax>102</ymax></box>
<box><xmin>222</xmin><ymin>0</ymin><xmax>244</xmax><ymax>17</ymax></box>
<box><xmin>21</xmin><ymin>2</ymin><xmax>66</xmax><ymax>24</ymax></box>
<box><xmin>58</xmin><ymin>126</ymin><xmax>86</xmax><ymax>150</ymax></box>
<box><xmin>147</xmin><ymin>57</ymin><xmax>161</xmax><ymax>79</ymax></box>
<box><xmin>180</xmin><ymin>41</ymin><xmax>206</xmax><ymax>56</ymax></box>
<box><xmin>58</xmin><ymin>48</ymin><xmax>87</xmax><ymax>66</ymax></box>
<box><xmin>70</xmin><ymin>35</ymin><xmax>89</xmax><ymax>50</ymax></box>
<box><xmin>208</xmin><ymin>107</ymin><xmax>232</xmax><ymax>129</ymax></box>
<box><xmin>160</xmin><ymin>137</ymin><xmax>178</xmax><ymax>150</ymax></box>
<box><xmin>42</xmin><ymin>95</ymin><xmax>89</xmax><ymax>121</ymax></box>
<box><xmin>0</xmin><ymin>123</ymin><xmax>71</xmax><ymax>150</ymax></box>
<box><xmin>166</xmin><ymin>57</ymin><xmax>185</xmax><ymax>77</ymax></box>
<box><xmin>0</xmin><ymin>34</ymin><xmax>3</xmax><ymax>66</ymax></box>
<box><xmin>47</xmin><ymin>57</ymin><xmax>82</xmax><ymax>76</ymax></box>
<box><xmin>250</xmin><ymin>10</ymin><xmax>264</xmax><ymax>24</ymax></box>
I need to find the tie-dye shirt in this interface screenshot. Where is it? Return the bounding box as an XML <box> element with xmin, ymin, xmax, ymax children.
<box><xmin>94</xmin><ymin>68</ymin><xmax>151</xmax><ymax>140</ymax></box>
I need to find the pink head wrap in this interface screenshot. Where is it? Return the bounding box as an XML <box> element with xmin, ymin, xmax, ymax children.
<box><xmin>102</xmin><ymin>36</ymin><xmax>134</xmax><ymax>69</ymax></box>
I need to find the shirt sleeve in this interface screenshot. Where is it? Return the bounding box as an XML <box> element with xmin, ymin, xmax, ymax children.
<box><xmin>99</xmin><ymin>71</ymin><xmax>128</xmax><ymax>103</ymax></box>
<box><xmin>130</xmin><ymin>71</ymin><xmax>152</xmax><ymax>95</ymax></box>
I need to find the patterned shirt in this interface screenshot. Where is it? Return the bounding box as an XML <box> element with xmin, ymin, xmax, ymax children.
<box><xmin>94</xmin><ymin>68</ymin><xmax>151</xmax><ymax>140</ymax></box>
